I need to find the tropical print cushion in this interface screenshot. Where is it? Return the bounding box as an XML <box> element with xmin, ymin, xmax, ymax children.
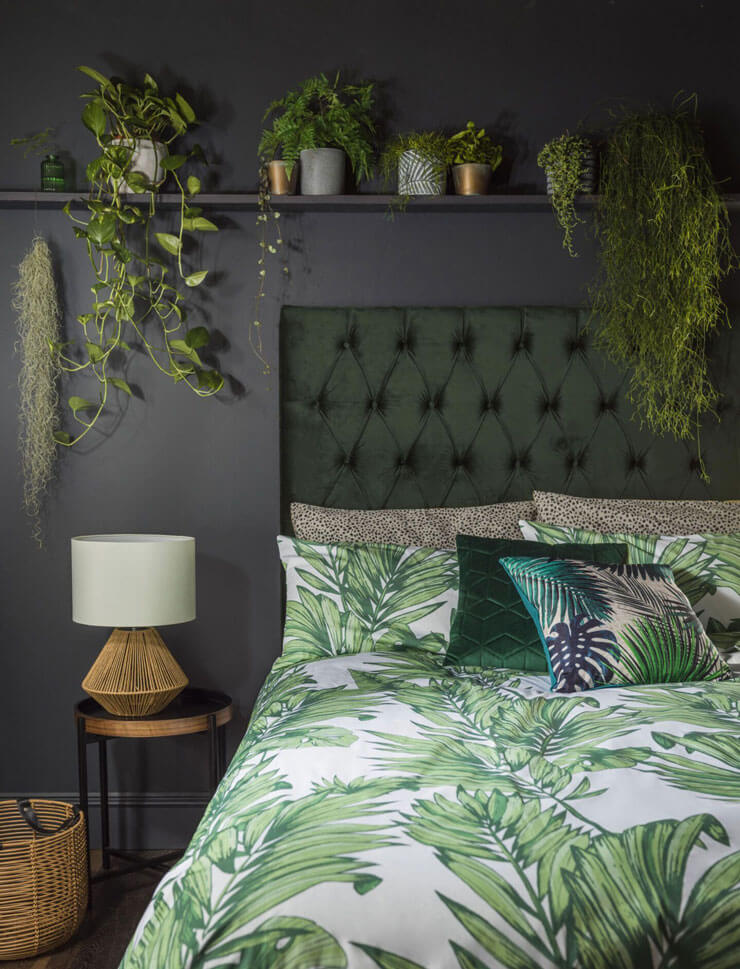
<box><xmin>121</xmin><ymin>649</ymin><xmax>740</xmax><ymax>969</ymax></box>
<box><xmin>291</xmin><ymin>500</ymin><xmax>538</xmax><ymax>547</ymax></box>
<box><xmin>500</xmin><ymin>556</ymin><xmax>732</xmax><ymax>692</ymax></box>
<box><xmin>533</xmin><ymin>490</ymin><xmax>740</xmax><ymax>533</ymax></box>
<box><xmin>520</xmin><ymin>520</ymin><xmax>740</xmax><ymax>653</ymax></box>
<box><xmin>446</xmin><ymin>534</ymin><xmax>628</xmax><ymax>671</ymax></box>
<box><xmin>278</xmin><ymin>535</ymin><xmax>458</xmax><ymax>661</ymax></box>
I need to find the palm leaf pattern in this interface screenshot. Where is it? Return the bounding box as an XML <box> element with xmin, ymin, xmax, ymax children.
<box><xmin>121</xmin><ymin>651</ymin><xmax>740</xmax><ymax>969</ymax></box>
<box><xmin>521</xmin><ymin>521</ymin><xmax>740</xmax><ymax>653</ymax></box>
<box><xmin>280</xmin><ymin>536</ymin><xmax>458</xmax><ymax>660</ymax></box>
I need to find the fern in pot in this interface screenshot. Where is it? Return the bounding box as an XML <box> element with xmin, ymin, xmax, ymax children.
<box><xmin>380</xmin><ymin>131</ymin><xmax>449</xmax><ymax>199</ymax></box>
<box><xmin>447</xmin><ymin>121</ymin><xmax>503</xmax><ymax>195</ymax></box>
<box><xmin>259</xmin><ymin>72</ymin><xmax>375</xmax><ymax>195</ymax></box>
<box><xmin>538</xmin><ymin>133</ymin><xmax>597</xmax><ymax>256</ymax></box>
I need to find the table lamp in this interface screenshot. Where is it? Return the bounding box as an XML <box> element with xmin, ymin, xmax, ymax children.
<box><xmin>71</xmin><ymin>534</ymin><xmax>195</xmax><ymax>717</ymax></box>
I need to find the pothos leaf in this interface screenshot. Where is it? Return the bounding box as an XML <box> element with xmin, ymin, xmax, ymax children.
<box><xmin>108</xmin><ymin>377</ymin><xmax>133</xmax><ymax>396</ymax></box>
<box><xmin>184</xmin><ymin>270</ymin><xmax>208</xmax><ymax>287</ymax></box>
<box><xmin>155</xmin><ymin>232</ymin><xmax>182</xmax><ymax>255</ymax></box>
<box><xmin>68</xmin><ymin>395</ymin><xmax>96</xmax><ymax>414</ymax></box>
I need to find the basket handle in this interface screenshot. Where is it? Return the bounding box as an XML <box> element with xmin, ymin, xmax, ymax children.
<box><xmin>15</xmin><ymin>799</ymin><xmax>81</xmax><ymax>836</ymax></box>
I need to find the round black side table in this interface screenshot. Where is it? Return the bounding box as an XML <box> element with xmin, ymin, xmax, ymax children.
<box><xmin>75</xmin><ymin>687</ymin><xmax>232</xmax><ymax>899</ymax></box>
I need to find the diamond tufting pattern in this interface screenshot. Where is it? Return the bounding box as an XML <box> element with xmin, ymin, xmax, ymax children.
<box><xmin>280</xmin><ymin>307</ymin><xmax>739</xmax><ymax>530</ymax></box>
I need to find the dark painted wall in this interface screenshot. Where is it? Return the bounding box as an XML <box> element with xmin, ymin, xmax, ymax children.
<box><xmin>2</xmin><ymin>0</ymin><xmax>739</xmax><ymax>846</ymax></box>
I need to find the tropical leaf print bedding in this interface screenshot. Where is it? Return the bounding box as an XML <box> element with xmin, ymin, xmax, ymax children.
<box><xmin>120</xmin><ymin>649</ymin><xmax>740</xmax><ymax>969</ymax></box>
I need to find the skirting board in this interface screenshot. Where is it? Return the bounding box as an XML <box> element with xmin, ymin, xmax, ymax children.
<box><xmin>1</xmin><ymin>791</ymin><xmax>210</xmax><ymax>849</ymax></box>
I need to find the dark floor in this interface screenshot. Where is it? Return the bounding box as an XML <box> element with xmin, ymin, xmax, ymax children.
<box><xmin>7</xmin><ymin>853</ymin><xmax>162</xmax><ymax>969</ymax></box>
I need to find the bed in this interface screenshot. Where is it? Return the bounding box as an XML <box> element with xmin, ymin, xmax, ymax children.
<box><xmin>120</xmin><ymin>307</ymin><xmax>739</xmax><ymax>969</ymax></box>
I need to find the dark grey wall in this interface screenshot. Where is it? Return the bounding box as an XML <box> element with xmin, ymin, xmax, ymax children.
<box><xmin>2</xmin><ymin>0</ymin><xmax>739</xmax><ymax>846</ymax></box>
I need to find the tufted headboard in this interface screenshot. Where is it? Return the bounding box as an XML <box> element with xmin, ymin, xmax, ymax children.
<box><xmin>279</xmin><ymin>306</ymin><xmax>739</xmax><ymax>532</ymax></box>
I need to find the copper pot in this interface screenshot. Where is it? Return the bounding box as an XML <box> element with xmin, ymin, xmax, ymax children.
<box><xmin>267</xmin><ymin>160</ymin><xmax>297</xmax><ymax>196</ymax></box>
<box><xmin>452</xmin><ymin>163</ymin><xmax>492</xmax><ymax>196</ymax></box>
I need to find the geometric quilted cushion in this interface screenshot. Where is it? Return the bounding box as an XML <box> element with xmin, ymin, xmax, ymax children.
<box><xmin>445</xmin><ymin>534</ymin><xmax>628</xmax><ymax>671</ymax></box>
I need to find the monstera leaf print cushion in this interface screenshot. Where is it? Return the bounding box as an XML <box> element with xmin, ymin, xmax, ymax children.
<box><xmin>499</xmin><ymin>556</ymin><xmax>732</xmax><ymax>693</ymax></box>
<box><xmin>520</xmin><ymin>521</ymin><xmax>740</xmax><ymax>653</ymax></box>
<box><xmin>278</xmin><ymin>535</ymin><xmax>458</xmax><ymax>662</ymax></box>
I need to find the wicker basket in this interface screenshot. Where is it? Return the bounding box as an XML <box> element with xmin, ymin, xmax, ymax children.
<box><xmin>0</xmin><ymin>799</ymin><xmax>88</xmax><ymax>961</ymax></box>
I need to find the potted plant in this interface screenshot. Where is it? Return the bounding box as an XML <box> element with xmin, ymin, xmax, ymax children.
<box><xmin>380</xmin><ymin>131</ymin><xmax>449</xmax><ymax>198</ymax></box>
<box><xmin>591</xmin><ymin>98</ymin><xmax>735</xmax><ymax>474</ymax></box>
<box><xmin>537</xmin><ymin>133</ymin><xmax>597</xmax><ymax>256</ymax></box>
<box><xmin>259</xmin><ymin>72</ymin><xmax>375</xmax><ymax>196</ymax></box>
<box><xmin>56</xmin><ymin>66</ymin><xmax>224</xmax><ymax>446</ymax></box>
<box><xmin>446</xmin><ymin>121</ymin><xmax>503</xmax><ymax>195</ymax></box>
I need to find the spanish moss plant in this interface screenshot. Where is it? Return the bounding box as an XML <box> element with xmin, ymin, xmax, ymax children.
<box><xmin>591</xmin><ymin>98</ymin><xmax>735</xmax><ymax>473</ymax></box>
<box><xmin>537</xmin><ymin>133</ymin><xmax>591</xmax><ymax>257</ymax></box>
<box><xmin>12</xmin><ymin>237</ymin><xmax>62</xmax><ymax>545</ymax></box>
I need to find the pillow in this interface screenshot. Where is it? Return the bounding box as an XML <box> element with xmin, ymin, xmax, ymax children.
<box><xmin>533</xmin><ymin>490</ymin><xmax>740</xmax><ymax>534</ymax></box>
<box><xmin>446</xmin><ymin>535</ymin><xmax>629</xmax><ymax>671</ymax></box>
<box><xmin>278</xmin><ymin>535</ymin><xmax>458</xmax><ymax>662</ymax></box>
<box><xmin>520</xmin><ymin>520</ymin><xmax>740</xmax><ymax>653</ymax></box>
<box><xmin>290</xmin><ymin>500</ymin><xmax>537</xmax><ymax>547</ymax></box>
<box><xmin>500</xmin><ymin>556</ymin><xmax>732</xmax><ymax>693</ymax></box>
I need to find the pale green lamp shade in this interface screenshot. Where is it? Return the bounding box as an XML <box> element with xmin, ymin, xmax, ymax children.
<box><xmin>71</xmin><ymin>534</ymin><xmax>196</xmax><ymax>627</ymax></box>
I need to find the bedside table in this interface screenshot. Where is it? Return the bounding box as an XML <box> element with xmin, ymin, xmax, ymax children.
<box><xmin>75</xmin><ymin>687</ymin><xmax>232</xmax><ymax>898</ymax></box>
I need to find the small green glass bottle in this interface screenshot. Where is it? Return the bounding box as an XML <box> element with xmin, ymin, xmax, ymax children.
<box><xmin>41</xmin><ymin>154</ymin><xmax>65</xmax><ymax>191</ymax></box>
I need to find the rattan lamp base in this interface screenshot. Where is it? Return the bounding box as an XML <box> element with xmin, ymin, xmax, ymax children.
<box><xmin>82</xmin><ymin>628</ymin><xmax>188</xmax><ymax>717</ymax></box>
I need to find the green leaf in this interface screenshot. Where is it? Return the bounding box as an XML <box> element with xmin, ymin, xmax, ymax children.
<box><xmin>123</xmin><ymin>171</ymin><xmax>150</xmax><ymax>195</ymax></box>
<box><xmin>77</xmin><ymin>65</ymin><xmax>112</xmax><ymax>88</ymax></box>
<box><xmin>155</xmin><ymin>232</ymin><xmax>182</xmax><ymax>255</ymax></box>
<box><xmin>184</xmin><ymin>270</ymin><xmax>208</xmax><ymax>287</ymax></box>
<box><xmin>191</xmin><ymin>216</ymin><xmax>218</xmax><ymax>232</ymax></box>
<box><xmin>53</xmin><ymin>431</ymin><xmax>72</xmax><ymax>445</ymax></box>
<box><xmin>186</xmin><ymin>326</ymin><xmax>210</xmax><ymax>349</ymax></box>
<box><xmin>109</xmin><ymin>377</ymin><xmax>132</xmax><ymax>396</ymax></box>
<box><xmin>86</xmin><ymin>213</ymin><xmax>117</xmax><ymax>247</ymax></box>
<box><xmin>175</xmin><ymin>93</ymin><xmax>196</xmax><ymax>124</ymax></box>
<box><xmin>186</xmin><ymin>175</ymin><xmax>201</xmax><ymax>195</ymax></box>
<box><xmin>353</xmin><ymin>873</ymin><xmax>382</xmax><ymax>894</ymax></box>
<box><xmin>85</xmin><ymin>341</ymin><xmax>104</xmax><ymax>363</ymax></box>
<box><xmin>82</xmin><ymin>100</ymin><xmax>106</xmax><ymax>138</ymax></box>
<box><xmin>69</xmin><ymin>396</ymin><xmax>96</xmax><ymax>414</ymax></box>
<box><xmin>160</xmin><ymin>154</ymin><xmax>187</xmax><ymax>171</ymax></box>
<box><xmin>353</xmin><ymin>944</ymin><xmax>427</xmax><ymax>969</ymax></box>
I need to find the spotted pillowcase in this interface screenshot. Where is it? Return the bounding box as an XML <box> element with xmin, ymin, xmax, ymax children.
<box><xmin>290</xmin><ymin>501</ymin><xmax>537</xmax><ymax>548</ymax></box>
<box><xmin>533</xmin><ymin>491</ymin><xmax>740</xmax><ymax>534</ymax></box>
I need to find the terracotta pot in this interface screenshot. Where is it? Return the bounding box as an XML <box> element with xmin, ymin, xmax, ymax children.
<box><xmin>452</xmin><ymin>163</ymin><xmax>492</xmax><ymax>196</ymax></box>
<box><xmin>267</xmin><ymin>160</ymin><xmax>297</xmax><ymax>196</ymax></box>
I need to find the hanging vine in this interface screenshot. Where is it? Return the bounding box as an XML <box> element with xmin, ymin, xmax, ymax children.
<box><xmin>591</xmin><ymin>96</ymin><xmax>736</xmax><ymax>472</ymax></box>
<box><xmin>12</xmin><ymin>237</ymin><xmax>62</xmax><ymax>545</ymax></box>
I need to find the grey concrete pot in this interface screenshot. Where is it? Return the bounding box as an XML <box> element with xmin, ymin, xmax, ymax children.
<box><xmin>299</xmin><ymin>148</ymin><xmax>346</xmax><ymax>195</ymax></box>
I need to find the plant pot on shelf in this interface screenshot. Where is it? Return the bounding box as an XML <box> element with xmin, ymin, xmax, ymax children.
<box><xmin>111</xmin><ymin>136</ymin><xmax>167</xmax><ymax>193</ymax></box>
<box><xmin>546</xmin><ymin>145</ymin><xmax>598</xmax><ymax>195</ymax></box>
<box><xmin>267</xmin><ymin>159</ymin><xmax>297</xmax><ymax>195</ymax></box>
<box><xmin>398</xmin><ymin>150</ymin><xmax>446</xmax><ymax>196</ymax></box>
<box><xmin>299</xmin><ymin>147</ymin><xmax>346</xmax><ymax>195</ymax></box>
<box><xmin>452</xmin><ymin>163</ymin><xmax>492</xmax><ymax>196</ymax></box>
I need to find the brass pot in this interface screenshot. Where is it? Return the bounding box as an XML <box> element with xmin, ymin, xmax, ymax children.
<box><xmin>452</xmin><ymin>163</ymin><xmax>492</xmax><ymax>196</ymax></box>
<box><xmin>267</xmin><ymin>160</ymin><xmax>297</xmax><ymax>196</ymax></box>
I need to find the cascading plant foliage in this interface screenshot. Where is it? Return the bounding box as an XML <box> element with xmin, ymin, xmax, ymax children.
<box><xmin>58</xmin><ymin>65</ymin><xmax>223</xmax><ymax>446</ymax></box>
<box><xmin>591</xmin><ymin>96</ymin><xmax>736</xmax><ymax>471</ymax></box>
<box><xmin>251</xmin><ymin>73</ymin><xmax>376</xmax><ymax>371</ymax></box>
<box><xmin>12</xmin><ymin>236</ymin><xmax>63</xmax><ymax>545</ymax></box>
<box><xmin>537</xmin><ymin>132</ymin><xmax>591</xmax><ymax>257</ymax></box>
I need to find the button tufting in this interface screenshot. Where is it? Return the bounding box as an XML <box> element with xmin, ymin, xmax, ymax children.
<box><xmin>369</xmin><ymin>398</ymin><xmax>378</xmax><ymax>411</ymax></box>
<box><xmin>428</xmin><ymin>399</ymin><xmax>435</xmax><ymax>410</ymax></box>
<box><xmin>342</xmin><ymin>340</ymin><xmax>351</xmax><ymax>350</ymax></box>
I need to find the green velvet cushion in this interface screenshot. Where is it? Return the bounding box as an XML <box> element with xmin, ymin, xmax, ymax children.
<box><xmin>446</xmin><ymin>534</ymin><xmax>628</xmax><ymax>671</ymax></box>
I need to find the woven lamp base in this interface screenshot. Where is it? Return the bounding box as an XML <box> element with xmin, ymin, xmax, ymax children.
<box><xmin>82</xmin><ymin>628</ymin><xmax>188</xmax><ymax>717</ymax></box>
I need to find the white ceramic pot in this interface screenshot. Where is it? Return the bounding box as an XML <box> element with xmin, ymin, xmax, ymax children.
<box><xmin>398</xmin><ymin>150</ymin><xmax>446</xmax><ymax>196</ymax></box>
<box><xmin>112</xmin><ymin>137</ymin><xmax>167</xmax><ymax>192</ymax></box>
<box><xmin>299</xmin><ymin>148</ymin><xmax>346</xmax><ymax>195</ymax></box>
<box><xmin>546</xmin><ymin>146</ymin><xmax>598</xmax><ymax>195</ymax></box>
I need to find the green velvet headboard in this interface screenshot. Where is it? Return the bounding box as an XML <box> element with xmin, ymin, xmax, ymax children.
<box><xmin>280</xmin><ymin>307</ymin><xmax>739</xmax><ymax>532</ymax></box>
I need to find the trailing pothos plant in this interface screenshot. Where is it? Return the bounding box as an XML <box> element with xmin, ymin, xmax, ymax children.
<box><xmin>591</xmin><ymin>96</ymin><xmax>736</xmax><ymax>473</ymax></box>
<box><xmin>446</xmin><ymin>121</ymin><xmax>503</xmax><ymax>168</ymax></box>
<box><xmin>57</xmin><ymin>65</ymin><xmax>223</xmax><ymax>446</ymax></box>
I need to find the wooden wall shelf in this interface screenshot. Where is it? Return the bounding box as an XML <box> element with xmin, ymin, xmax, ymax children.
<box><xmin>2</xmin><ymin>191</ymin><xmax>739</xmax><ymax>213</ymax></box>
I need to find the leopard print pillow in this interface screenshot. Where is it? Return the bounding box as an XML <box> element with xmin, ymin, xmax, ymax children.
<box><xmin>534</xmin><ymin>491</ymin><xmax>740</xmax><ymax>534</ymax></box>
<box><xmin>290</xmin><ymin>501</ymin><xmax>537</xmax><ymax>548</ymax></box>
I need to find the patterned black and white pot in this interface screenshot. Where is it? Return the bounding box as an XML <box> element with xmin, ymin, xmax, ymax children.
<box><xmin>546</xmin><ymin>145</ymin><xmax>598</xmax><ymax>195</ymax></box>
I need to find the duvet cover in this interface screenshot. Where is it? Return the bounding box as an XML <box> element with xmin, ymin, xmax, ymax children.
<box><xmin>121</xmin><ymin>649</ymin><xmax>740</xmax><ymax>969</ymax></box>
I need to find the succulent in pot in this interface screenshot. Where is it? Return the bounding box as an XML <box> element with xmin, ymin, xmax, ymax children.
<box><xmin>537</xmin><ymin>132</ymin><xmax>597</xmax><ymax>256</ymax></box>
<box><xmin>380</xmin><ymin>131</ymin><xmax>449</xmax><ymax>199</ymax></box>
<box><xmin>446</xmin><ymin>121</ymin><xmax>503</xmax><ymax>195</ymax></box>
<box><xmin>258</xmin><ymin>72</ymin><xmax>375</xmax><ymax>196</ymax></box>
